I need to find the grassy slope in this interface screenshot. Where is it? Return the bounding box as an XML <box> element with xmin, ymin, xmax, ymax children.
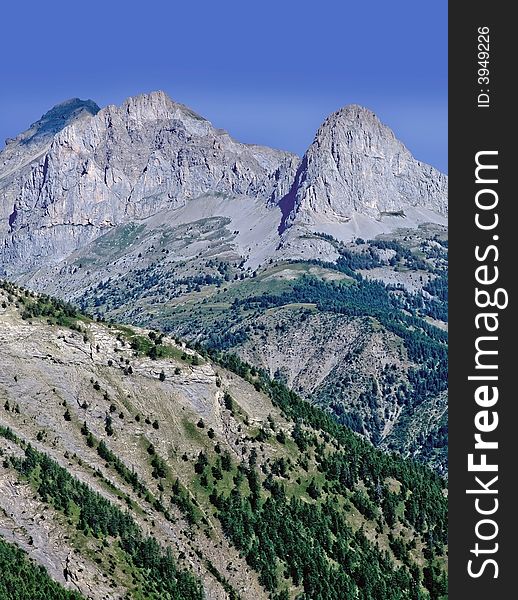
<box><xmin>0</xmin><ymin>280</ymin><xmax>447</xmax><ymax>599</ymax></box>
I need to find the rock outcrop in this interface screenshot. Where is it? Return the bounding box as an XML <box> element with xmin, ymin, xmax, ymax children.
<box><xmin>280</xmin><ymin>105</ymin><xmax>447</xmax><ymax>230</ymax></box>
<box><xmin>0</xmin><ymin>91</ymin><xmax>298</xmax><ymax>274</ymax></box>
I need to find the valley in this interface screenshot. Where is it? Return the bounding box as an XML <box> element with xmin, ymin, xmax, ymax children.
<box><xmin>0</xmin><ymin>91</ymin><xmax>448</xmax><ymax>599</ymax></box>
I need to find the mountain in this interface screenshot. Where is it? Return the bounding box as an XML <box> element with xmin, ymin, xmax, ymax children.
<box><xmin>0</xmin><ymin>91</ymin><xmax>298</xmax><ymax>275</ymax></box>
<box><xmin>0</xmin><ymin>92</ymin><xmax>446</xmax><ymax>277</ymax></box>
<box><xmin>1</xmin><ymin>98</ymin><xmax>100</xmax><ymax>176</ymax></box>
<box><xmin>0</xmin><ymin>92</ymin><xmax>448</xmax><ymax>474</ymax></box>
<box><xmin>280</xmin><ymin>105</ymin><xmax>447</xmax><ymax>230</ymax></box>
<box><xmin>0</xmin><ymin>281</ymin><xmax>447</xmax><ymax>599</ymax></box>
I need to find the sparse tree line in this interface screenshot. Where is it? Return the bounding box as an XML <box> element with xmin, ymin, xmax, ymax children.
<box><xmin>0</xmin><ymin>536</ymin><xmax>84</xmax><ymax>600</ymax></box>
<box><xmin>0</xmin><ymin>427</ymin><xmax>203</xmax><ymax>600</ymax></box>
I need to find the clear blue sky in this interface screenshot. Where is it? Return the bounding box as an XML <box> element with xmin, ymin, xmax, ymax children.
<box><xmin>0</xmin><ymin>0</ymin><xmax>447</xmax><ymax>172</ymax></box>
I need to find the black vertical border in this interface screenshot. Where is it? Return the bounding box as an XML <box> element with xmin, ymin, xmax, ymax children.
<box><xmin>449</xmin><ymin>2</ymin><xmax>515</xmax><ymax>598</ymax></box>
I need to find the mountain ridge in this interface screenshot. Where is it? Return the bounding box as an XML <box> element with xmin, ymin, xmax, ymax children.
<box><xmin>0</xmin><ymin>280</ymin><xmax>448</xmax><ymax>599</ymax></box>
<box><xmin>0</xmin><ymin>91</ymin><xmax>446</xmax><ymax>278</ymax></box>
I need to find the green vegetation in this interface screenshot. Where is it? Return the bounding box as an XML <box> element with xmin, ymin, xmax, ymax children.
<box><xmin>232</xmin><ymin>274</ymin><xmax>447</xmax><ymax>406</ymax></box>
<box><xmin>193</xmin><ymin>417</ymin><xmax>446</xmax><ymax>599</ymax></box>
<box><xmin>1</xmin><ymin>279</ymin><xmax>87</xmax><ymax>330</ymax></box>
<box><xmin>113</xmin><ymin>326</ymin><xmax>203</xmax><ymax>366</ymax></box>
<box><xmin>1</xmin><ymin>276</ymin><xmax>448</xmax><ymax>599</ymax></box>
<box><xmin>1</xmin><ymin>430</ymin><xmax>202</xmax><ymax>600</ymax></box>
<box><xmin>67</xmin><ymin>231</ymin><xmax>447</xmax><ymax>470</ymax></box>
<box><xmin>170</xmin><ymin>478</ymin><xmax>199</xmax><ymax>525</ymax></box>
<box><xmin>178</xmin><ymin>350</ymin><xmax>448</xmax><ymax>599</ymax></box>
<box><xmin>0</xmin><ymin>537</ymin><xmax>84</xmax><ymax>600</ymax></box>
<box><xmin>301</xmin><ymin>235</ymin><xmax>448</xmax><ymax>323</ymax></box>
<box><xmin>82</xmin><ymin>259</ymin><xmax>228</xmax><ymax>313</ymax></box>
<box><xmin>96</xmin><ymin>439</ymin><xmax>147</xmax><ymax>497</ymax></box>
<box><xmin>214</xmin><ymin>351</ymin><xmax>446</xmax><ymax>532</ymax></box>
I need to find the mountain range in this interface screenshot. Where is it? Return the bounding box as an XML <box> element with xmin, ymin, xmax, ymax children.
<box><xmin>0</xmin><ymin>90</ymin><xmax>446</xmax><ymax>276</ymax></box>
<box><xmin>1</xmin><ymin>90</ymin><xmax>447</xmax><ymax>466</ymax></box>
<box><xmin>0</xmin><ymin>91</ymin><xmax>448</xmax><ymax>598</ymax></box>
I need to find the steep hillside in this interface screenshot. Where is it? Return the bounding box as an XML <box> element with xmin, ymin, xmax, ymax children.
<box><xmin>0</xmin><ymin>92</ymin><xmax>448</xmax><ymax>473</ymax></box>
<box><xmin>0</xmin><ymin>281</ymin><xmax>447</xmax><ymax>599</ymax></box>
<box><xmin>73</xmin><ymin>226</ymin><xmax>448</xmax><ymax>474</ymax></box>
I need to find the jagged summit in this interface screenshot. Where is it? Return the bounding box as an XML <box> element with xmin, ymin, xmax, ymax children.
<box><xmin>1</xmin><ymin>97</ymin><xmax>100</xmax><ymax>178</ymax></box>
<box><xmin>320</xmin><ymin>103</ymin><xmax>387</xmax><ymax>128</ymax></box>
<box><xmin>0</xmin><ymin>91</ymin><xmax>299</xmax><ymax>274</ymax></box>
<box><xmin>0</xmin><ymin>92</ymin><xmax>446</xmax><ymax>276</ymax></box>
<box><xmin>119</xmin><ymin>90</ymin><xmax>208</xmax><ymax>121</ymax></box>
<box><xmin>3</xmin><ymin>97</ymin><xmax>99</xmax><ymax>152</ymax></box>
<box><xmin>279</xmin><ymin>103</ymin><xmax>447</xmax><ymax>231</ymax></box>
<box><xmin>100</xmin><ymin>90</ymin><xmax>213</xmax><ymax>137</ymax></box>
<box><xmin>15</xmin><ymin>97</ymin><xmax>100</xmax><ymax>144</ymax></box>
<box><xmin>38</xmin><ymin>97</ymin><xmax>100</xmax><ymax>122</ymax></box>
<box><xmin>314</xmin><ymin>104</ymin><xmax>401</xmax><ymax>154</ymax></box>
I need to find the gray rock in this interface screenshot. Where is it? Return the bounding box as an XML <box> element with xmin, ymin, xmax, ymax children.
<box><xmin>1</xmin><ymin>98</ymin><xmax>100</xmax><ymax>176</ymax></box>
<box><xmin>0</xmin><ymin>91</ymin><xmax>298</xmax><ymax>275</ymax></box>
<box><xmin>281</xmin><ymin>104</ymin><xmax>447</xmax><ymax>230</ymax></box>
<box><xmin>0</xmin><ymin>93</ymin><xmax>447</xmax><ymax>277</ymax></box>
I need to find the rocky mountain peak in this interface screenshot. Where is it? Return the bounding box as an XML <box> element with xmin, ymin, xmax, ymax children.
<box><xmin>39</xmin><ymin>97</ymin><xmax>100</xmax><ymax>123</ymax></box>
<box><xmin>320</xmin><ymin>103</ymin><xmax>388</xmax><ymax>130</ymax></box>
<box><xmin>17</xmin><ymin>97</ymin><xmax>100</xmax><ymax>143</ymax></box>
<box><xmin>315</xmin><ymin>104</ymin><xmax>398</xmax><ymax>151</ymax></box>
<box><xmin>0</xmin><ymin>93</ymin><xmax>447</xmax><ymax>276</ymax></box>
<box><xmin>0</xmin><ymin>91</ymin><xmax>299</xmax><ymax>275</ymax></box>
<box><xmin>107</xmin><ymin>90</ymin><xmax>211</xmax><ymax>136</ymax></box>
<box><xmin>1</xmin><ymin>97</ymin><xmax>100</xmax><ymax>177</ymax></box>
<box><xmin>281</xmin><ymin>104</ymin><xmax>447</xmax><ymax>229</ymax></box>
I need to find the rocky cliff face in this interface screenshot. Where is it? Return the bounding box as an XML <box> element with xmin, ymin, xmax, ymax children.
<box><xmin>0</xmin><ymin>93</ymin><xmax>448</xmax><ymax>278</ymax></box>
<box><xmin>281</xmin><ymin>105</ymin><xmax>447</xmax><ymax>230</ymax></box>
<box><xmin>0</xmin><ymin>91</ymin><xmax>298</xmax><ymax>275</ymax></box>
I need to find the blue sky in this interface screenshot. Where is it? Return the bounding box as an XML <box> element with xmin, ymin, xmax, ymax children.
<box><xmin>1</xmin><ymin>0</ymin><xmax>447</xmax><ymax>172</ymax></box>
